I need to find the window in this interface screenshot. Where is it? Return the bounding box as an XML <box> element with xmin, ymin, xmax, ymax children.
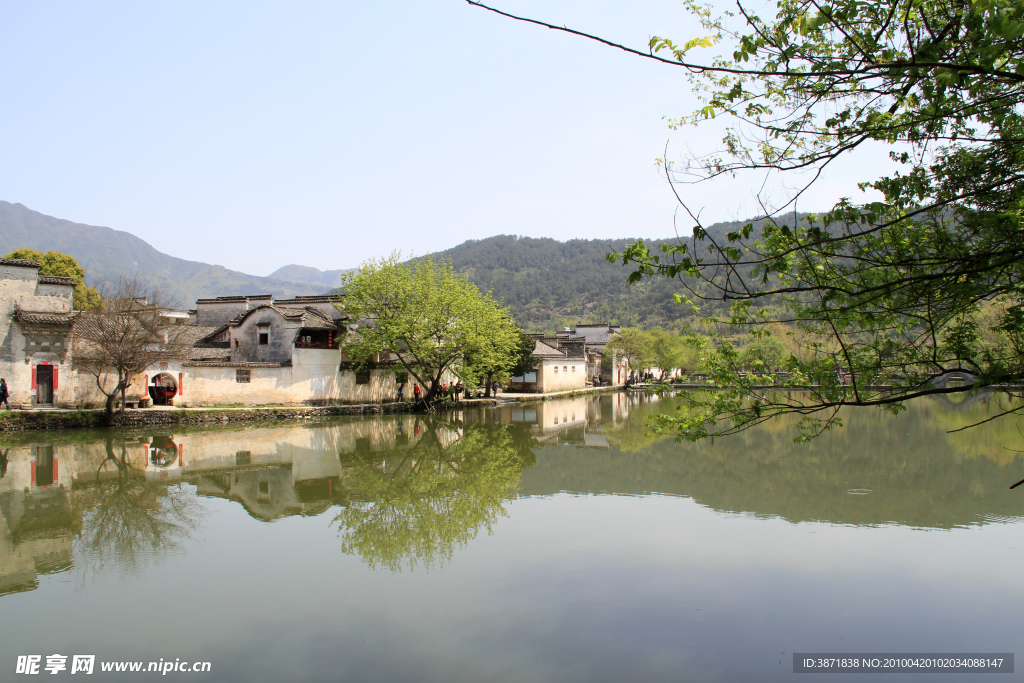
<box><xmin>236</xmin><ymin>451</ymin><xmax>251</xmax><ymax>466</ymax></box>
<box><xmin>571</xmin><ymin>365</ymin><xmax>575</xmax><ymax>372</ymax></box>
<box><xmin>563</xmin><ymin>366</ymin><xmax>567</xmax><ymax>372</ymax></box>
<box><xmin>234</xmin><ymin>339</ymin><xmax>239</xmax><ymax>348</ymax></box>
<box><xmin>236</xmin><ymin>369</ymin><xmax>250</xmax><ymax>383</ymax></box>
<box><xmin>356</xmin><ymin>370</ymin><xmax>371</xmax><ymax>385</ymax></box>
<box><xmin>259</xmin><ymin>332</ymin><xmax>269</xmax><ymax>345</ymax></box>
<box><xmin>554</xmin><ymin>366</ymin><xmax>558</xmax><ymax>373</ymax></box>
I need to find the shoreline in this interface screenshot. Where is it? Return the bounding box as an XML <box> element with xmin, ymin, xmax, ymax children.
<box><xmin>0</xmin><ymin>385</ymin><xmax>627</xmax><ymax>433</ymax></box>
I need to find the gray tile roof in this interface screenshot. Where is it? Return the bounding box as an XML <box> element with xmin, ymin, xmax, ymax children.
<box><xmin>533</xmin><ymin>339</ymin><xmax>566</xmax><ymax>357</ymax></box>
<box><xmin>0</xmin><ymin>258</ymin><xmax>40</xmax><ymax>268</ymax></box>
<box><xmin>37</xmin><ymin>275</ymin><xmax>75</xmax><ymax>286</ymax></box>
<box><xmin>182</xmin><ymin>360</ymin><xmax>290</xmax><ymax>368</ymax></box>
<box><xmin>566</xmin><ymin>324</ymin><xmax>621</xmax><ymax>345</ymax></box>
<box><xmin>16</xmin><ymin>310</ymin><xmax>75</xmax><ymax>326</ymax></box>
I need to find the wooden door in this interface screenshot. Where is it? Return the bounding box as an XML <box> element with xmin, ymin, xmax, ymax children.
<box><xmin>36</xmin><ymin>365</ymin><xmax>53</xmax><ymax>404</ymax></box>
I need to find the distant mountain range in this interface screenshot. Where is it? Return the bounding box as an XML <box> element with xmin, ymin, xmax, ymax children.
<box><xmin>0</xmin><ymin>201</ymin><xmax>789</xmax><ymax>330</ymax></box>
<box><xmin>0</xmin><ymin>201</ymin><xmax>323</xmax><ymax>306</ymax></box>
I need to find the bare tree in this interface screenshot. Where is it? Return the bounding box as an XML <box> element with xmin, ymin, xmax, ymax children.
<box><xmin>72</xmin><ymin>275</ymin><xmax>192</xmax><ymax>419</ymax></box>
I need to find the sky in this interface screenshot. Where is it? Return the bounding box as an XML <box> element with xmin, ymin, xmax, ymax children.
<box><xmin>0</xmin><ymin>0</ymin><xmax>887</xmax><ymax>277</ymax></box>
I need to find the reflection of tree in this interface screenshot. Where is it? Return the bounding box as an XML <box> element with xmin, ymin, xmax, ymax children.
<box><xmin>334</xmin><ymin>420</ymin><xmax>535</xmax><ymax>571</ymax></box>
<box><xmin>926</xmin><ymin>393</ymin><xmax>1024</xmax><ymax>467</ymax></box>
<box><xmin>73</xmin><ymin>440</ymin><xmax>204</xmax><ymax>580</ymax></box>
<box><xmin>553</xmin><ymin>393</ymin><xmax>1024</xmax><ymax>529</ymax></box>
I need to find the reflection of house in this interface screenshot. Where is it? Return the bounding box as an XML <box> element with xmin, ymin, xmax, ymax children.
<box><xmin>489</xmin><ymin>398</ymin><xmax>603</xmax><ymax>446</ymax></box>
<box><xmin>0</xmin><ymin>445</ymin><xmax>76</xmax><ymax>596</ymax></box>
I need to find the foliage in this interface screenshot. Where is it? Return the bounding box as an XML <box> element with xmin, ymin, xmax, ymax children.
<box><xmin>340</xmin><ymin>254</ymin><xmax>524</xmax><ymax>405</ymax></box>
<box><xmin>461</xmin><ymin>322</ymin><xmax>534</xmax><ymax>398</ymax></box>
<box><xmin>471</xmin><ymin>0</ymin><xmax>1024</xmax><ymax>438</ymax></box>
<box><xmin>740</xmin><ymin>334</ymin><xmax>787</xmax><ymax>373</ymax></box>
<box><xmin>606</xmin><ymin>327</ymin><xmax>654</xmax><ymax>377</ymax></box>
<box><xmin>6</xmin><ymin>247</ymin><xmax>101</xmax><ymax>310</ymax></box>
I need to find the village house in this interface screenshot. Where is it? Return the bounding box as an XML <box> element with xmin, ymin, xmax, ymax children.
<box><xmin>0</xmin><ymin>262</ymin><xmax>618</xmax><ymax>408</ymax></box>
<box><xmin>507</xmin><ymin>336</ymin><xmax>588</xmax><ymax>393</ymax></box>
<box><xmin>0</xmin><ymin>258</ymin><xmax>76</xmax><ymax>408</ymax></box>
<box><xmin>150</xmin><ymin>294</ymin><xmax>400</xmax><ymax>407</ymax></box>
<box><xmin>555</xmin><ymin>323</ymin><xmax>626</xmax><ymax>385</ymax></box>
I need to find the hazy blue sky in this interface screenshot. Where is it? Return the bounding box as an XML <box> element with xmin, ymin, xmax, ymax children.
<box><xmin>0</xmin><ymin>1</ymin><xmax>884</xmax><ymax>276</ymax></box>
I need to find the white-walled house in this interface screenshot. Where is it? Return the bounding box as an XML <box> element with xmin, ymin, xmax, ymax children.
<box><xmin>507</xmin><ymin>338</ymin><xmax>588</xmax><ymax>393</ymax></box>
<box><xmin>0</xmin><ymin>258</ymin><xmax>76</xmax><ymax>407</ymax></box>
<box><xmin>157</xmin><ymin>295</ymin><xmax>400</xmax><ymax>407</ymax></box>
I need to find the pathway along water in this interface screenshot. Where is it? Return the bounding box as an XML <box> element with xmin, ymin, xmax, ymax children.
<box><xmin>1</xmin><ymin>391</ymin><xmax>1022</xmax><ymax>682</ymax></box>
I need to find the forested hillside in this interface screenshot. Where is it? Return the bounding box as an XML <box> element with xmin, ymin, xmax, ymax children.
<box><xmin>427</xmin><ymin>216</ymin><xmax>794</xmax><ymax>332</ymax></box>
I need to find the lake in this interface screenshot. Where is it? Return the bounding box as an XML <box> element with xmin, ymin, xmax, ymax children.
<box><xmin>1</xmin><ymin>391</ymin><xmax>1022</xmax><ymax>682</ymax></box>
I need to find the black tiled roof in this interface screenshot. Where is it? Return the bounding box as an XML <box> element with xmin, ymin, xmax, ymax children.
<box><xmin>0</xmin><ymin>258</ymin><xmax>41</xmax><ymax>268</ymax></box>
<box><xmin>182</xmin><ymin>360</ymin><xmax>290</xmax><ymax>368</ymax></box>
<box><xmin>15</xmin><ymin>310</ymin><xmax>75</xmax><ymax>325</ymax></box>
<box><xmin>37</xmin><ymin>275</ymin><xmax>75</xmax><ymax>286</ymax></box>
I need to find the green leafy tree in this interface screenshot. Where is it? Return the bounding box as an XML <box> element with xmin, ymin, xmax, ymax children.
<box><xmin>741</xmin><ymin>335</ymin><xmax>787</xmax><ymax>374</ymax></box>
<box><xmin>606</xmin><ymin>327</ymin><xmax>654</xmax><ymax>380</ymax></box>
<box><xmin>472</xmin><ymin>0</ymin><xmax>1024</xmax><ymax>438</ymax></box>
<box><xmin>341</xmin><ymin>254</ymin><xmax>523</xmax><ymax>406</ymax></box>
<box><xmin>648</xmin><ymin>329</ymin><xmax>686</xmax><ymax>380</ymax></box>
<box><xmin>5</xmin><ymin>248</ymin><xmax>101</xmax><ymax>311</ymax></box>
<box><xmin>463</xmin><ymin>328</ymin><xmax>537</xmax><ymax>397</ymax></box>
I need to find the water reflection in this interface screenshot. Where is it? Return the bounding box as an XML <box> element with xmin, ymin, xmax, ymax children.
<box><xmin>335</xmin><ymin>419</ymin><xmax>535</xmax><ymax>571</ymax></box>
<box><xmin>0</xmin><ymin>390</ymin><xmax>1021</xmax><ymax>595</ymax></box>
<box><xmin>521</xmin><ymin>390</ymin><xmax>1024</xmax><ymax>529</ymax></box>
<box><xmin>72</xmin><ymin>440</ymin><xmax>203</xmax><ymax>581</ymax></box>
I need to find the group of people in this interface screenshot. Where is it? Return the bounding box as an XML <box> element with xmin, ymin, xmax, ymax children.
<box><xmin>395</xmin><ymin>380</ymin><xmax>502</xmax><ymax>403</ymax></box>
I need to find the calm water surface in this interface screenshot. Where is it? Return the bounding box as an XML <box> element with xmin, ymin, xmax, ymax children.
<box><xmin>2</xmin><ymin>392</ymin><xmax>1023</xmax><ymax>682</ymax></box>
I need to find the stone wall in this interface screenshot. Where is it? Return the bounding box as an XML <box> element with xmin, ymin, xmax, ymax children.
<box><xmin>109</xmin><ymin>402</ymin><xmax>411</xmax><ymax>427</ymax></box>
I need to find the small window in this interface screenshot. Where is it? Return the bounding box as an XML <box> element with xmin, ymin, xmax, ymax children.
<box><xmin>259</xmin><ymin>333</ymin><xmax>269</xmax><ymax>345</ymax></box>
<box><xmin>563</xmin><ymin>366</ymin><xmax>567</xmax><ymax>372</ymax></box>
<box><xmin>236</xmin><ymin>369</ymin><xmax>250</xmax><ymax>383</ymax></box>
<box><xmin>356</xmin><ymin>370</ymin><xmax>371</xmax><ymax>385</ymax></box>
<box><xmin>554</xmin><ymin>366</ymin><xmax>558</xmax><ymax>373</ymax></box>
<box><xmin>571</xmin><ymin>365</ymin><xmax>575</xmax><ymax>372</ymax></box>
<box><xmin>234</xmin><ymin>339</ymin><xmax>239</xmax><ymax>348</ymax></box>
<box><xmin>236</xmin><ymin>450</ymin><xmax>251</xmax><ymax>466</ymax></box>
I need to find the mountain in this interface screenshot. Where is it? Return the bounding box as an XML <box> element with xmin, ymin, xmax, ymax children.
<box><xmin>420</xmin><ymin>217</ymin><xmax>794</xmax><ymax>332</ymax></box>
<box><xmin>267</xmin><ymin>264</ymin><xmax>352</xmax><ymax>290</ymax></box>
<box><xmin>0</xmin><ymin>202</ymin><xmax>322</xmax><ymax>307</ymax></box>
<box><xmin>0</xmin><ymin>200</ymin><xmax>801</xmax><ymax>329</ymax></box>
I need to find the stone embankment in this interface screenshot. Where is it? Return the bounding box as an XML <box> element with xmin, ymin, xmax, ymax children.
<box><xmin>0</xmin><ymin>403</ymin><xmax>412</xmax><ymax>432</ymax></box>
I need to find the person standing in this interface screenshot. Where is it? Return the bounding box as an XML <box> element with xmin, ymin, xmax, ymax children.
<box><xmin>0</xmin><ymin>379</ymin><xmax>10</xmax><ymax>410</ymax></box>
<box><xmin>397</xmin><ymin>383</ymin><xmax>404</xmax><ymax>402</ymax></box>
<box><xmin>413</xmin><ymin>384</ymin><xmax>420</xmax><ymax>402</ymax></box>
